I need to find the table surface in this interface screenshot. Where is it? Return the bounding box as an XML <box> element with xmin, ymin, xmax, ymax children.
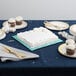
<box><xmin>0</xmin><ymin>20</ymin><xmax>76</xmax><ymax>69</ymax></box>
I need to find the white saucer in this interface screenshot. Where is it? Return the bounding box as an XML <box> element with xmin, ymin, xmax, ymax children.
<box><xmin>0</xmin><ymin>29</ymin><xmax>6</xmax><ymax>40</ymax></box>
<box><xmin>3</xmin><ymin>21</ymin><xmax>27</xmax><ymax>30</ymax></box>
<box><xmin>15</xmin><ymin>21</ymin><xmax>27</xmax><ymax>29</ymax></box>
<box><xmin>69</xmin><ymin>24</ymin><xmax>76</xmax><ymax>36</ymax></box>
<box><xmin>44</xmin><ymin>21</ymin><xmax>69</xmax><ymax>30</ymax></box>
<box><xmin>58</xmin><ymin>43</ymin><xmax>76</xmax><ymax>58</ymax></box>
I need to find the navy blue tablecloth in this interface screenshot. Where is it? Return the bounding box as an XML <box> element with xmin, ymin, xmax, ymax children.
<box><xmin>0</xmin><ymin>20</ymin><xmax>76</xmax><ymax>69</ymax></box>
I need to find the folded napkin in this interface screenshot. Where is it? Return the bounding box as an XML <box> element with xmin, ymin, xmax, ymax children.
<box><xmin>0</xmin><ymin>43</ymin><xmax>39</xmax><ymax>62</ymax></box>
<box><xmin>1</xmin><ymin>57</ymin><xmax>20</xmax><ymax>62</ymax></box>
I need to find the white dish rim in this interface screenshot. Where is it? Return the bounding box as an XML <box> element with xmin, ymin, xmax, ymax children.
<box><xmin>44</xmin><ymin>21</ymin><xmax>69</xmax><ymax>30</ymax></box>
<box><xmin>3</xmin><ymin>21</ymin><xmax>27</xmax><ymax>30</ymax></box>
<box><xmin>58</xmin><ymin>43</ymin><xmax>76</xmax><ymax>58</ymax></box>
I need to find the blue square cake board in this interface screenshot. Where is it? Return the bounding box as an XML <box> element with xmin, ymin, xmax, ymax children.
<box><xmin>13</xmin><ymin>35</ymin><xmax>63</xmax><ymax>51</ymax></box>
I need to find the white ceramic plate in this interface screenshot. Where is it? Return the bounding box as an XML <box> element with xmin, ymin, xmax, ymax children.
<box><xmin>44</xmin><ymin>21</ymin><xmax>69</xmax><ymax>30</ymax></box>
<box><xmin>3</xmin><ymin>21</ymin><xmax>27</xmax><ymax>30</ymax></box>
<box><xmin>0</xmin><ymin>43</ymin><xmax>39</xmax><ymax>61</ymax></box>
<box><xmin>0</xmin><ymin>29</ymin><xmax>6</xmax><ymax>40</ymax></box>
<box><xmin>58</xmin><ymin>43</ymin><xmax>76</xmax><ymax>58</ymax></box>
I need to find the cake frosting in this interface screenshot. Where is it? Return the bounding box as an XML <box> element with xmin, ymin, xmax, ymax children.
<box><xmin>17</xmin><ymin>27</ymin><xmax>58</xmax><ymax>48</ymax></box>
<box><xmin>8</xmin><ymin>18</ymin><xmax>16</xmax><ymax>27</ymax></box>
<box><xmin>8</xmin><ymin>18</ymin><xmax>16</xmax><ymax>23</ymax></box>
<box><xmin>15</xmin><ymin>16</ymin><xmax>23</xmax><ymax>21</ymax></box>
<box><xmin>66</xmin><ymin>44</ymin><xmax>75</xmax><ymax>50</ymax></box>
<box><xmin>66</xmin><ymin>39</ymin><xmax>75</xmax><ymax>45</ymax></box>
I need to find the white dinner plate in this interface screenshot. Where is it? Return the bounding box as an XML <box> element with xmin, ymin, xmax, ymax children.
<box><xmin>44</xmin><ymin>21</ymin><xmax>69</xmax><ymax>30</ymax></box>
<box><xmin>58</xmin><ymin>43</ymin><xmax>76</xmax><ymax>58</ymax></box>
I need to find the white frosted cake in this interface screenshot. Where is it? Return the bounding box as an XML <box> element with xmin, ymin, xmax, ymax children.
<box><xmin>17</xmin><ymin>27</ymin><xmax>58</xmax><ymax>48</ymax></box>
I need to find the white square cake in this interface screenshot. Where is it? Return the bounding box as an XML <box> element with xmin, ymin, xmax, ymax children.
<box><xmin>17</xmin><ymin>27</ymin><xmax>58</xmax><ymax>48</ymax></box>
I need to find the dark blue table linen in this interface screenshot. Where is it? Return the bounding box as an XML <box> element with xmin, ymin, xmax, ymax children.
<box><xmin>0</xmin><ymin>20</ymin><xmax>76</xmax><ymax>68</ymax></box>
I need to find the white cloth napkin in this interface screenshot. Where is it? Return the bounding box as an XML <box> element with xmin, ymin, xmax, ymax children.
<box><xmin>0</xmin><ymin>43</ymin><xmax>39</xmax><ymax>62</ymax></box>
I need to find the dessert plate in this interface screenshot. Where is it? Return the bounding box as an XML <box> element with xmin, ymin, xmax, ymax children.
<box><xmin>58</xmin><ymin>43</ymin><xmax>76</xmax><ymax>58</ymax></box>
<box><xmin>0</xmin><ymin>29</ymin><xmax>6</xmax><ymax>40</ymax></box>
<box><xmin>0</xmin><ymin>43</ymin><xmax>39</xmax><ymax>61</ymax></box>
<box><xmin>44</xmin><ymin>21</ymin><xmax>69</xmax><ymax>30</ymax></box>
<box><xmin>3</xmin><ymin>21</ymin><xmax>27</xmax><ymax>30</ymax></box>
